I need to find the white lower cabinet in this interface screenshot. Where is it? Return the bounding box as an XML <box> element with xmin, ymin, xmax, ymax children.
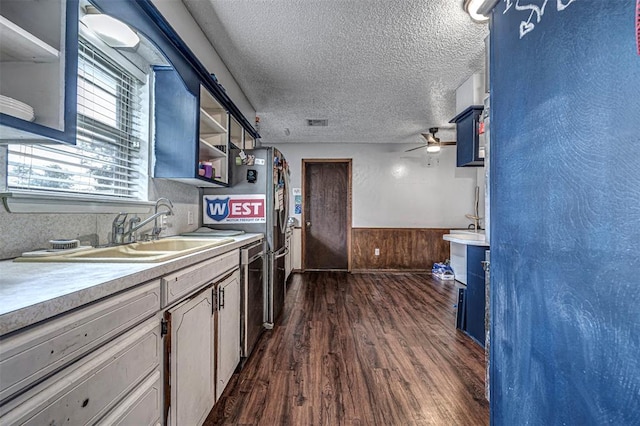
<box><xmin>0</xmin><ymin>280</ymin><xmax>161</xmax><ymax>403</ymax></box>
<box><xmin>0</xmin><ymin>317</ymin><xmax>162</xmax><ymax>425</ymax></box>
<box><xmin>216</xmin><ymin>270</ymin><xmax>241</xmax><ymax>401</ymax></box>
<box><xmin>0</xmin><ymin>247</ymin><xmax>247</xmax><ymax>426</ymax></box>
<box><xmin>166</xmin><ymin>284</ymin><xmax>216</xmax><ymax>426</ymax></box>
<box><xmin>292</xmin><ymin>228</ymin><xmax>302</xmax><ymax>271</ymax></box>
<box><xmin>165</xmin><ymin>267</ymin><xmax>241</xmax><ymax>425</ymax></box>
<box><xmin>450</xmin><ymin>241</ymin><xmax>467</xmax><ymax>284</ymax></box>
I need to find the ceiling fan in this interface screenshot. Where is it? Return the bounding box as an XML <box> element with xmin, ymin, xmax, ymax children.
<box><xmin>405</xmin><ymin>127</ymin><xmax>456</xmax><ymax>153</ymax></box>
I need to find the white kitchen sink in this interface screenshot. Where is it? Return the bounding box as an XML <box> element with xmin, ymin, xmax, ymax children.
<box><xmin>14</xmin><ymin>237</ymin><xmax>235</xmax><ymax>263</ymax></box>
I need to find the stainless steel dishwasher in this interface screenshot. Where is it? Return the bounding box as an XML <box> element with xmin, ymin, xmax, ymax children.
<box><xmin>241</xmin><ymin>241</ymin><xmax>265</xmax><ymax>359</ymax></box>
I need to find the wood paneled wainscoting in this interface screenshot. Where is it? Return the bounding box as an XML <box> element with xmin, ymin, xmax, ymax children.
<box><xmin>352</xmin><ymin>228</ymin><xmax>450</xmax><ymax>272</ymax></box>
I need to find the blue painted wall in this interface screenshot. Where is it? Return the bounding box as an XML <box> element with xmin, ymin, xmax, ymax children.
<box><xmin>490</xmin><ymin>1</ymin><xmax>640</xmax><ymax>424</ymax></box>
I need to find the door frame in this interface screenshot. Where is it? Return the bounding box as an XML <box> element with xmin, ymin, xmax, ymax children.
<box><xmin>301</xmin><ymin>159</ymin><xmax>352</xmax><ymax>272</ymax></box>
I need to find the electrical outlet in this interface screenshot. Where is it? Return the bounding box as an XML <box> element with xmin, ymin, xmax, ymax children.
<box><xmin>374</xmin><ymin>248</ymin><xmax>380</xmax><ymax>256</ymax></box>
<box><xmin>187</xmin><ymin>211</ymin><xmax>194</xmax><ymax>225</ymax></box>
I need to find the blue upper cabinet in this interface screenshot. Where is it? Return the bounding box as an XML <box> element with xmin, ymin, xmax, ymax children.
<box><xmin>450</xmin><ymin>106</ymin><xmax>484</xmax><ymax>167</ymax></box>
<box><xmin>153</xmin><ymin>68</ymin><xmax>199</xmax><ymax>183</ymax></box>
<box><xmin>89</xmin><ymin>0</ymin><xmax>258</xmax><ymax>187</ymax></box>
<box><xmin>154</xmin><ymin>68</ymin><xmax>231</xmax><ymax>187</ymax></box>
<box><xmin>0</xmin><ymin>0</ymin><xmax>79</xmax><ymax>144</ymax></box>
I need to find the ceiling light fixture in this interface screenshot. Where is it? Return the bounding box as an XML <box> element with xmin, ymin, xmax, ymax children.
<box><xmin>404</xmin><ymin>128</ymin><xmax>455</xmax><ymax>153</ymax></box>
<box><xmin>464</xmin><ymin>0</ymin><xmax>490</xmax><ymax>23</ymax></box>
<box><xmin>81</xmin><ymin>5</ymin><xmax>140</xmax><ymax>48</ymax></box>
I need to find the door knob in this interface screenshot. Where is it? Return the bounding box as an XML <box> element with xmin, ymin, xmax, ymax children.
<box><xmin>306</xmin><ymin>221</ymin><xmax>311</xmax><ymax>227</ymax></box>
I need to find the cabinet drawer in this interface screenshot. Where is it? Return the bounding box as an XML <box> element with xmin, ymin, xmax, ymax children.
<box><xmin>162</xmin><ymin>249</ymin><xmax>239</xmax><ymax>307</ymax></box>
<box><xmin>96</xmin><ymin>370</ymin><xmax>162</xmax><ymax>426</ymax></box>
<box><xmin>0</xmin><ymin>317</ymin><xmax>161</xmax><ymax>425</ymax></box>
<box><xmin>0</xmin><ymin>280</ymin><xmax>161</xmax><ymax>403</ymax></box>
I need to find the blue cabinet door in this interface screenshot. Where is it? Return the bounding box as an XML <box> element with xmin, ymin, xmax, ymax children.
<box><xmin>153</xmin><ymin>68</ymin><xmax>199</xmax><ymax>180</ymax></box>
<box><xmin>465</xmin><ymin>245</ymin><xmax>487</xmax><ymax>346</ymax></box>
<box><xmin>450</xmin><ymin>106</ymin><xmax>484</xmax><ymax>167</ymax></box>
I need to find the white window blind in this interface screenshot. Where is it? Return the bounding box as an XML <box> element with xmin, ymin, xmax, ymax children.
<box><xmin>7</xmin><ymin>38</ymin><xmax>148</xmax><ymax>200</ymax></box>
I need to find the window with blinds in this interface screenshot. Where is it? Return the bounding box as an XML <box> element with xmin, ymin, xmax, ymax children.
<box><xmin>7</xmin><ymin>38</ymin><xmax>148</xmax><ymax>200</ymax></box>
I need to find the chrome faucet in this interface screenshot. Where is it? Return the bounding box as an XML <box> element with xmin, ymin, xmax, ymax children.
<box><xmin>466</xmin><ymin>214</ymin><xmax>481</xmax><ymax>232</ymax></box>
<box><xmin>111</xmin><ymin>213</ymin><xmax>128</xmax><ymax>245</ymax></box>
<box><xmin>110</xmin><ymin>198</ymin><xmax>175</xmax><ymax>244</ymax></box>
<box><xmin>465</xmin><ymin>185</ymin><xmax>482</xmax><ymax>233</ymax></box>
<box><xmin>151</xmin><ymin>197</ymin><xmax>174</xmax><ymax>239</ymax></box>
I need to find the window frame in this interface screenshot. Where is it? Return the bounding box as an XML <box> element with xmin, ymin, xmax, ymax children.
<box><xmin>1</xmin><ymin>32</ymin><xmax>154</xmax><ymax>214</ymax></box>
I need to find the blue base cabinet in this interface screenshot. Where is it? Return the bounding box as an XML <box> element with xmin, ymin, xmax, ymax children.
<box><xmin>464</xmin><ymin>245</ymin><xmax>487</xmax><ymax>346</ymax></box>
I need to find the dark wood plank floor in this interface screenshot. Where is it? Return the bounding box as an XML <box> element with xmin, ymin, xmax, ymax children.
<box><xmin>205</xmin><ymin>272</ymin><xmax>489</xmax><ymax>425</ymax></box>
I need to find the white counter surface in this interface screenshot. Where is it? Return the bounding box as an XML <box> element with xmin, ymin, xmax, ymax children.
<box><xmin>443</xmin><ymin>231</ymin><xmax>489</xmax><ymax>247</ymax></box>
<box><xmin>0</xmin><ymin>233</ymin><xmax>263</xmax><ymax>336</ymax></box>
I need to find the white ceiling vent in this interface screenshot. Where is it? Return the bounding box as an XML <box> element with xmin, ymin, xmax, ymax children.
<box><xmin>306</xmin><ymin>119</ymin><xmax>328</xmax><ymax>127</ymax></box>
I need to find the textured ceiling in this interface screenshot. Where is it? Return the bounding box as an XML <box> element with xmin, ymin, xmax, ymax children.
<box><xmin>182</xmin><ymin>0</ymin><xmax>488</xmax><ymax>145</ymax></box>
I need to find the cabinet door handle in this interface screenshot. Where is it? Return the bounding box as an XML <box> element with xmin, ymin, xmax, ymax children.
<box><xmin>306</xmin><ymin>221</ymin><xmax>311</xmax><ymax>227</ymax></box>
<box><xmin>219</xmin><ymin>287</ymin><xmax>225</xmax><ymax>309</ymax></box>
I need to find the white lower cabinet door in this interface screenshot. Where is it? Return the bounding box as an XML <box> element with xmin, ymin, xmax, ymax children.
<box><xmin>168</xmin><ymin>285</ymin><xmax>216</xmax><ymax>426</ymax></box>
<box><xmin>0</xmin><ymin>317</ymin><xmax>161</xmax><ymax>425</ymax></box>
<box><xmin>97</xmin><ymin>370</ymin><xmax>162</xmax><ymax>426</ymax></box>
<box><xmin>216</xmin><ymin>269</ymin><xmax>241</xmax><ymax>401</ymax></box>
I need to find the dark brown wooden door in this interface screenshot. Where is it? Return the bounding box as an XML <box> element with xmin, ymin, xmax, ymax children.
<box><xmin>303</xmin><ymin>160</ymin><xmax>350</xmax><ymax>270</ymax></box>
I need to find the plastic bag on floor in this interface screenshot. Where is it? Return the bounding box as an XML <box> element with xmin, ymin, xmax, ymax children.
<box><xmin>432</xmin><ymin>261</ymin><xmax>454</xmax><ymax>280</ymax></box>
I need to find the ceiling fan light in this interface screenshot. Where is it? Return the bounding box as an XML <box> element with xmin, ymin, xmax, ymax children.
<box><xmin>464</xmin><ymin>0</ymin><xmax>490</xmax><ymax>23</ymax></box>
<box><xmin>426</xmin><ymin>145</ymin><xmax>441</xmax><ymax>153</ymax></box>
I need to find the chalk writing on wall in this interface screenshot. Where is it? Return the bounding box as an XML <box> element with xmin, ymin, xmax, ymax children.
<box><xmin>503</xmin><ymin>0</ymin><xmax>580</xmax><ymax>39</ymax></box>
<box><xmin>636</xmin><ymin>0</ymin><xmax>639</xmax><ymax>55</ymax></box>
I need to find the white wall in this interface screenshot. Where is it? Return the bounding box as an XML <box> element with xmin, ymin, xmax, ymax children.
<box><xmin>271</xmin><ymin>143</ymin><xmax>483</xmax><ymax>228</ymax></box>
<box><xmin>151</xmin><ymin>0</ymin><xmax>256</xmax><ymax>122</ymax></box>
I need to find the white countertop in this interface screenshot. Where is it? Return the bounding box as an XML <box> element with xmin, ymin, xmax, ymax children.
<box><xmin>0</xmin><ymin>233</ymin><xmax>263</xmax><ymax>336</ymax></box>
<box><xmin>443</xmin><ymin>230</ymin><xmax>489</xmax><ymax>247</ymax></box>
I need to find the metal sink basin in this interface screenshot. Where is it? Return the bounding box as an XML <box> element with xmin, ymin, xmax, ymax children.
<box><xmin>124</xmin><ymin>238</ymin><xmax>230</xmax><ymax>252</ymax></box>
<box><xmin>15</xmin><ymin>237</ymin><xmax>235</xmax><ymax>263</ymax></box>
